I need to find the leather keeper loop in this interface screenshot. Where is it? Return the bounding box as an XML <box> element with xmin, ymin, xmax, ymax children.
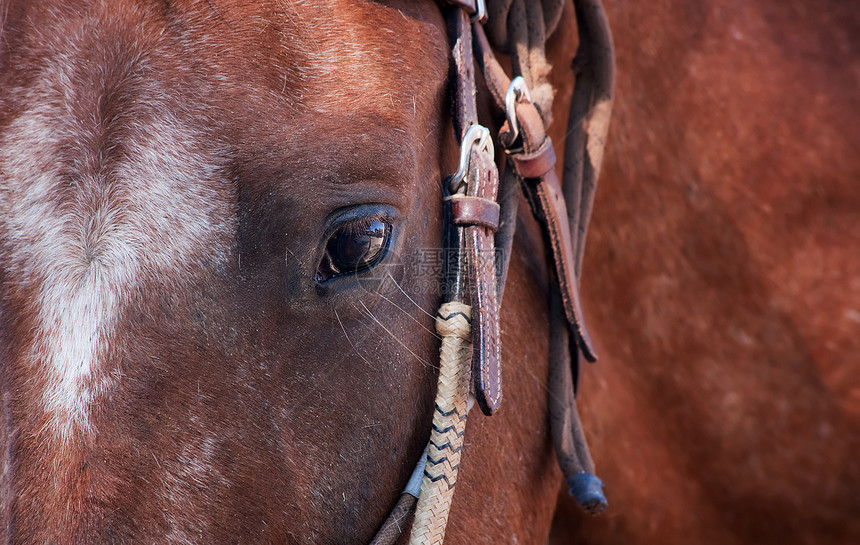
<box><xmin>448</xmin><ymin>195</ymin><xmax>501</xmax><ymax>231</ymax></box>
<box><xmin>511</xmin><ymin>138</ymin><xmax>558</xmax><ymax>180</ymax></box>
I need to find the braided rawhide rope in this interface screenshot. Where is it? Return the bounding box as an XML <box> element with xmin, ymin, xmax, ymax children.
<box><xmin>408</xmin><ymin>302</ymin><xmax>473</xmax><ymax>545</ymax></box>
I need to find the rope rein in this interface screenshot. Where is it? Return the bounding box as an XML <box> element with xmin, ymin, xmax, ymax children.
<box><xmin>408</xmin><ymin>302</ymin><xmax>473</xmax><ymax>544</ymax></box>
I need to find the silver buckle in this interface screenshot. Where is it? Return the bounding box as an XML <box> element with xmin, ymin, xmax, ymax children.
<box><xmin>505</xmin><ymin>76</ymin><xmax>532</xmax><ymax>144</ymax></box>
<box><xmin>449</xmin><ymin>124</ymin><xmax>493</xmax><ymax>193</ymax></box>
<box><xmin>471</xmin><ymin>0</ymin><xmax>487</xmax><ymax>24</ymax></box>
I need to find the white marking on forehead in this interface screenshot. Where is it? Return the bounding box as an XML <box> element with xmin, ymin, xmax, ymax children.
<box><xmin>0</xmin><ymin>83</ymin><xmax>232</xmax><ymax>442</ymax></box>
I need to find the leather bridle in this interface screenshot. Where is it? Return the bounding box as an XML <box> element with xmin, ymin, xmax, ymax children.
<box><xmin>369</xmin><ymin>1</ymin><xmax>615</xmax><ymax>543</ymax></box>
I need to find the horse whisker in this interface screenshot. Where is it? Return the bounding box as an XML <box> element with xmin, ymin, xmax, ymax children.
<box><xmin>371</xmin><ymin>286</ymin><xmax>441</xmax><ymax>341</ymax></box>
<box><xmin>356</xmin><ymin>301</ymin><xmax>436</xmax><ymax>370</ymax></box>
<box><xmin>385</xmin><ymin>273</ymin><xmax>437</xmax><ymax>320</ymax></box>
<box><xmin>334</xmin><ymin>308</ymin><xmax>378</xmax><ymax>370</ymax></box>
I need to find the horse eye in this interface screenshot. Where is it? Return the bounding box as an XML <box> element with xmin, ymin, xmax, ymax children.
<box><xmin>316</xmin><ymin>218</ymin><xmax>391</xmax><ymax>282</ymax></box>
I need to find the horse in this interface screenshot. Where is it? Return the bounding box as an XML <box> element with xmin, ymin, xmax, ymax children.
<box><xmin>0</xmin><ymin>0</ymin><xmax>606</xmax><ymax>543</ymax></box>
<box><xmin>551</xmin><ymin>0</ymin><xmax>860</xmax><ymax>543</ymax></box>
<box><xmin>3</xmin><ymin>0</ymin><xmax>858</xmax><ymax>544</ymax></box>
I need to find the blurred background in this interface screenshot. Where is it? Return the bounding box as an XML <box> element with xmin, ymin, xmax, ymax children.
<box><xmin>548</xmin><ymin>1</ymin><xmax>859</xmax><ymax>543</ymax></box>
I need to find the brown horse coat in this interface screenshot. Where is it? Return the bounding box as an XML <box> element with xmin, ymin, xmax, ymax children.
<box><xmin>551</xmin><ymin>0</ymin><xmax>860</xmax><ymax>543</ymax></box>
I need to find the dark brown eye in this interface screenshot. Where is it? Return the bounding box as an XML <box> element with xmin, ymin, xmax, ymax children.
<box><xmin>316</xmin><ymin>218</ymin><xmax>391</xmax><ymax>282</ymax></box>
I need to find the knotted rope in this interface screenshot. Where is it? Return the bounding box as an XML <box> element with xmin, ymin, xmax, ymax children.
<box><xmin>408</xmin><ymin>301</ymin><xmax>473</xmax><ymax>545</ymax></box>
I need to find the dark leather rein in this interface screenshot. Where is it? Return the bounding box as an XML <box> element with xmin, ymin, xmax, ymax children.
<box><xmin>369</xmin><ymin>1</ymin><xmax>615</xmax><ymax>543</ymax></box>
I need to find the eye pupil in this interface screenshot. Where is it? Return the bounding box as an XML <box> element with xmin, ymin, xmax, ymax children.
<box><xmin>318</xmin><ymin>218</ymin><xmax>391</xmax><ymax>281</ymax></box>
<box><xmin>333</xmin><ymin>221</ymin><xmax>383</xmax><ymax>266</ymax></box>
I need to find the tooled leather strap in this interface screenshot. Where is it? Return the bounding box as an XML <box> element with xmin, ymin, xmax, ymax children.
<box><xmin>443</xmin><ymin>4</ymin><xmax>504</xmax><ymax>416</ymax></box>
<box><xmin>449</xmin><ymin>148</ymin><xmax>502</xmax><ymax>415</ymax></box>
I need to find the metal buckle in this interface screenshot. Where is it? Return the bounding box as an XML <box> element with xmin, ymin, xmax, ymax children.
<box><xmin>471</xmin><ymin>0</ymin><xmax>487</xmax><ymax>24</ymax></box>
<box><xmin>449</xmin><ymin>124</ymin><xmax>493</xmax><ymax>193</ymax></box>
<box><xmin>505</xmin><ymin>76</ymin><xmax>532</xmax><ymax>144</ymax></box>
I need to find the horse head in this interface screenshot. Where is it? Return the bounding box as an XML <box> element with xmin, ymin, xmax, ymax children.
<box><xmin>0</xmin><ymin>1</ymin><xmax>610</xmax><ymax>542</ymax></box>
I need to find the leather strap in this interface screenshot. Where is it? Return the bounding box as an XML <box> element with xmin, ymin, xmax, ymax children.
<box><xmin>441</xmin><ymin>7</ymin><xmax>474</xmax><ymax>306</ymax></box>
<box><xmin>448</xmin><ymin>195</ymin><xmax>500</xmax><ymax>231</ymax></box>
<box><xmin>463</xmin><ymin>149</ymin><xmax>502</xmax><ymax>415</ymax></box>
<box><xmin>443</xmin><ymin>5</ymin><xmax>504</xmax><ymax>416</ymax></box>
<box><xmin>448</xmin><ymin>8</ymin><xmax>478</xmax><ymax>140</ymax></box>
<box><xmin>475</xmin><ymin>23</ymin><xmax>597</xmax><ymax>362</ymax></box>
<box><xmin>511</xmin><ymin>135</ymin><xmax>596</xmax><ymax>362</ymax></box>
<box><xmin>473</xmin><ymin>24</ymin><xmax>508</xmax><ymax>112</ymax></box>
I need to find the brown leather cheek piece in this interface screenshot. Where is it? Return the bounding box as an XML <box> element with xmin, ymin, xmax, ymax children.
<box><xmin>439</xmin><ymin>4</ymin><xmax>502</xmax><ymax>416</ymax></box>
<box><xmin>517</xmin><ymin>151</ymin><xmax>596</xmax><ymax>362</ymax></box>
<box><xmin>462</xmin><ymin>149</ymin><xmax>502</xmax><ymax>415</ymax></box>
<box><xmin>477</xmin><ymin>23</ymin><xmax>597</xmax><ymax>362</ymax></box>
<box><xmin>507</xmin><ymin>125</ymin><xmax>597</xmax><ymax>362</ymax></box>
<box><xmin>510</xmin><ymin>136</ymin><xmax>597</xmax><ymax>362</ymax></box>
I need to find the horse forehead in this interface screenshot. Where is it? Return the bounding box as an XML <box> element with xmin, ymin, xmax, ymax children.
<box><xmin>191</xmin><ymin>0</ymin><xmax>450</xmax><ymax>114</ymax></box>
<box><xmin>0</xmin><ymin>0</ymin><xmax>448</xmax><ymax>438</ymax></box>
<box><xmin>12</xmin><ymin>0</ymin><xmax>448</xmax><ymax>118</ymax></box>
<box><xmin>0</xmin><ymin>63</ymin><xmax>234</xmax><ymax>441</ymax></box>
